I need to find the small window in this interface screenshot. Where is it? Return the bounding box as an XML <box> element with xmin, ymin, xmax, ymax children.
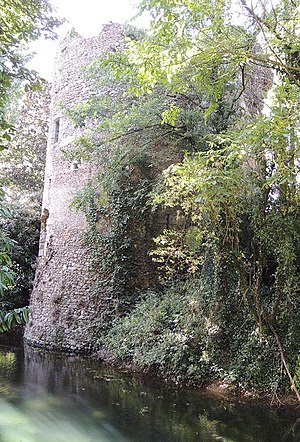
<box><xmin>53</xmin><ymin>118</ymin><xmax>60</xmax><ymax>143</ymax></box>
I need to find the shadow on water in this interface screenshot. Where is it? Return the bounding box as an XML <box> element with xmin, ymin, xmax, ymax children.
<box><xmin>0</xmin><ymin>345</ymin><xmax>298</xmax><ymax>441</ymax></box>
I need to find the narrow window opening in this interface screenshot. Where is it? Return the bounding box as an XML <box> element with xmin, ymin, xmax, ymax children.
<box><xmin>53</xmin><ymin>118</ymin><xmax>60</xmax><ymax>143</ymax></box>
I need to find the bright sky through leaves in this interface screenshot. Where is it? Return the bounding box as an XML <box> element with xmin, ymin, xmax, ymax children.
<box><xmin>28</xmin><ymin>0</ymin><xmax>143</xmax><ymax>79</ymax></box>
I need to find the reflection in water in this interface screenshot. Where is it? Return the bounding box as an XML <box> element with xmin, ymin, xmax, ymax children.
<box><xmin>0</xmin><ymin>395</ymin><xmax>126</xmax><ymax>442</ymax></box>
<box><xmin>0</xmin><ymin>345</ymin><xmax>298</xmax><ymax>442</ymax></box>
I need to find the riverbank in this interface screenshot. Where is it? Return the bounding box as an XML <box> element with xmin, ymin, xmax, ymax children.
<box><xmin>0</xmin><ymin>344</ymin><xmax>299</xmax><ymax>441</ymax></box>
<box><xmin>93</xmin><ymin>348</ymin><xmax>300</xmax><ymax>408</ymax></box>
<box><xmin>0</xmin><ymin>327</ymin><xmax>298</xmax><ymax>408</ymax></box>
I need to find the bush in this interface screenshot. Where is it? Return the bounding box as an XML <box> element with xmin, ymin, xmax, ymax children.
<box><xmin>104</xmin><ymin>281</ymin><xmax>216</xmax><ymax>385</ymax></box>
<box><xmin>0</xmin><ymin>205</ymin><xmax>40</xmax><ymax>309</ymax></box>
<box><xmin>103</xmin><ymin>269</ymin><xmax>297</xmax><ymax>394</ymax></box>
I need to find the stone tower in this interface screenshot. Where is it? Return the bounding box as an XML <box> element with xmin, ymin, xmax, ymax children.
<box><xmin>24</xmin><ymin>24</ymin><xmax>125</xmax><ymax>353</ymax></box>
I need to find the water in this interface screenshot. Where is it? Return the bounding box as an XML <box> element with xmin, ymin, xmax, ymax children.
<box><xmin>0</xmin><ymin>346</ymin><xmax>298</xmax><ymax>442</ymax></box>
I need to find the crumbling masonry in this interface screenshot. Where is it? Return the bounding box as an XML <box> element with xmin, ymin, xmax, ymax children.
<box><xmin>24</xmin><ymin>23</ymin><xmax>271</xmax><ymax>354</ymax></box>
<box><xmin>24</xmin><ymin>24</ymin><xmax>125</xmax><ymax>352</ymax></box>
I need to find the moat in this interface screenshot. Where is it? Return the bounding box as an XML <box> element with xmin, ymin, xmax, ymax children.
<box><xmin>0</xmin><ymin>345</ymin><xmax>299</xmax><ymax>441</ymax></box>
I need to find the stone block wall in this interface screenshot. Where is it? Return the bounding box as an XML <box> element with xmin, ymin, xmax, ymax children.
<box><xmin>24</xmin><ymin>24</ymin><xmax>125</xmax><ymax>353</ymax></box>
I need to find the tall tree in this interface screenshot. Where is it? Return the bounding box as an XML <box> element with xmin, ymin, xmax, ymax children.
<box><xmin>129</xmin><ymin>0</ymin><xmax>300</xmax><ymax>399</ymax></box>
<box><xmin>0</xmin><ymin>0</ymin><xmax>62</xmax><ymax>331</ymax></box>
<box><xmin>0</xmin><ymin>83</ymin><xmax>50</xmax><ymax>315</ymax></box>
<box><xmin>62</xmin><ymin>1</ymin><xmax>299</xmax><ymax>398</ymax></box>
<box><xmin>0</xmin><ymin>0</ymin><xmax>62</xmax><ymax>145</ymax></box>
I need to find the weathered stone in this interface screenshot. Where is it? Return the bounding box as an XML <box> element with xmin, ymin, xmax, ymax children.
<box><xmin>24</xmin><ymin>24</ymin><xmax>125</xmax><ymax>353</ymax></box>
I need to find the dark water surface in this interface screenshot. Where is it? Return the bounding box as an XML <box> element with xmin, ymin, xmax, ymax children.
<box><xmin>0</xmin><ymin>346</ymin><xmax>299</xmax><ymax>441</ymax></box>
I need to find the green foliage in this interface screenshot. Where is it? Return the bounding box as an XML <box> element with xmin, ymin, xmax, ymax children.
<box><xmin>0</xmin><ymin>0</ymin><xmax>61</xmax><ymax>333</ymax></box>
<box><xmin>104</xmin><ymin>283</ymin><xmax>212</xmax><ymax>384</ymax></box>
<box><xmin>295</xmin><ymin>357</ymin><xmax>300</xmax><ymax>390</ymax></box>
<box><xmin>151</xmin><ymin>228</ymin><xmax>203</xmax><ymax>276</ymax></box>
<box><xmin>0</xmin><ymin>306</ymin><xmax>31</xmax><ymax>333</ymax></box>
<box><xmin>0</xmin><ymin>190</ymin><xmax>14</xmax><ymax>296</ymax></box>
<box><xmin>66</xmin><ymin>21</ymin><xmax>246</xmax><ymax>312</ymax></box>
<box><xmin>67</xmin><ymin>3</ymin><xmax>300</xmax><ymax>398</ymax></box>
<box><xmin>0</xmin><ymin>84</ymin><xmax>49</xmax><ymax>333</ymax></box>
<box><xmin>65</xmin><ymin>24</ymin><xmax>240</xmax><ymax>170</ymax></box>
<box><xmin>78</xmin><ymin>156</ymin><xmax>159</xmax><ymax>323</ymax></box>
<box><xmin>133</xmin><ymin>0</ymin><xmax>299</xmax><ymax>96</ymax></box>
<box><xmin>148</xmin><ymin>90</ymin><xmax>300</xmax><ymax>393</ymax></box>
<box><xmin>119</xmin><ymin>0</ymin><xmax>300</xmax><ymax>398</ymax></box>
<box><xmin>1</xmin><ymin>81</ymin><xmax>50</xmax><ymax>197</ymax></box>
<box><xmin>67</xmin><ymin>27</ymin><xmax>81</xmax><ymax>38</ymax></box>
<box><xmin>0</xmin><ymin>206</ymin><xmax>40</xmax><ymax>310</ymax></box>
<box><xmin>0</xmin><ymin>202</ymin><xmax>38</xmax><ymax>333</ymax></box>
<box><xmin>151</xmin><ymin>145</ymin><xmax>248</xmax><ymax>275</ymax></box>
<box><xmin>0</xmin><ymin>0</ymin><xmax>62</xmax><ymax>142</ymax></box>
<box><xmin>104</xmin><ymin>256</ymin><xmax>298</xmax><ymax>393</ymax></box>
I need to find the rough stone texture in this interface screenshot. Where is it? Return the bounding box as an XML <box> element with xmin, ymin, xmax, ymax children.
<box><xmin>24</xmin><ymin>24</ymin><xmax>125</xmax><ymax>353</ymax></box>
<box><xmin>24</xmin><ymin>24</ymin><xmax>270</xmax><ymax>354</ymax></box>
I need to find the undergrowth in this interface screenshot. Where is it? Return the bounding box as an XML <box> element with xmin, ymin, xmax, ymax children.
<box><xmin>103</xmin><ymin>273</ymin><xmax>292</xmax><ymax>394</ymax></box>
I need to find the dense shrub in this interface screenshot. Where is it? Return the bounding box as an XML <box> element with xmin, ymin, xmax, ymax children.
<box><xmin>0</xmin><ymin>206</ymin><xmax>40</xmax><ymax>310</ymax></box>
<box><xmin>104</xmin><ymin>265</ymin><xmax>298</xmax><ymax>394</ymax></box>
<box><xmin>104</xmin><ymin>282</ymin><xmax>213</xmax><ymax>384</ymax></box>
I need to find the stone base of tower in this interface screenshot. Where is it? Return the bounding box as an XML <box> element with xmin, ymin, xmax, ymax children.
<box><xmin>24</xmin><ymin>24</ymin><xmax>126</xmax><ymax>353</ymax></box>
<box><xmin>23</xmin><ymin>228</ymin><xmax>106</xmax><ymax>354</ymax></box>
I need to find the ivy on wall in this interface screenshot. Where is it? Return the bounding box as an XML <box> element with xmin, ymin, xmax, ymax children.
<box><xmin>67</xmin><ymin>4</ymin><xmax>300</xmax><ymax>400</ymax></box>
<box><xmin>72</xmin><ymin>153</ymin><xmax>161</xmax><ymax>330</ymax></box>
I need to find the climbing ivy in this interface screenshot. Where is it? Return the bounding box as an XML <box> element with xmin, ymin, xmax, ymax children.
<box><xmin>72</xmin><ymin>154</ymin><xmax>160</xmax><ymax>326</ymax></box>
<box><xmin>68</xmin><ymin>3</ymin><xmax>300</xmax><ymax>400</ymax></box>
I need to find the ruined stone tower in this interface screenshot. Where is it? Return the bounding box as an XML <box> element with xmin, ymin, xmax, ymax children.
<box><xmin>24</xmin><ymin>24</ymin><xmax>125</xmax><ymax>352</ymax></box>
